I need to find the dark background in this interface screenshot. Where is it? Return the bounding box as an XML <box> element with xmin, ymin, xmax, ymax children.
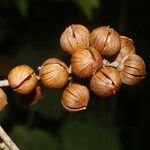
<box><xmin>0</xmin><ymin>0</ymin><xmax>150</xmax><ymax>149</ymax></box>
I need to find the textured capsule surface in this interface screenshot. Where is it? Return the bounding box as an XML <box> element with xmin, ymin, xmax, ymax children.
<box><xmin>90</xmin><ymin>67</ymin><xmax>122</xmax><ymax>97</ymax></box>
<box><xmin>71</xmin><ymin>47</ymin><xmax>103</xmax><ymax>78</ymax></box>
<box><xmin>115</xmin><ymin>36</ymin><xmax>136</xmax><ymax>64</ymax></box>
<box><xmin>8</xmin><ymin>65</ymin><xmax>37</xmax><ymax>94</ymax></box>
<box><xmin>90</xmin><ymin>26</ymin><xmax>121</xmax><ymax>57</ymax></box>
<box><xmin>39</xmin><ymin>58</ymin><xmax>69</xmax><ymax>88</ymax></box>
<box><xmin>60</xmin><ymin>24</ymin><xmax>90</xmax><ymax>54</ymax></box>
<box><xmin>61</xmin><ymin>83</ymin><xmax>90</xmax><ymax>112</ymax></box>
<box><xmin>0</xmin><ymin>88</ymin><xmax>8</xmax><ymax>111</ymax></box>
<box><xmin>119</xmin><ymin>54</ymin><xmax>146</xmax><ymax>85</ymax></box>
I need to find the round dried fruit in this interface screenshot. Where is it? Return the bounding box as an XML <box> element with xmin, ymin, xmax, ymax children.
<box><xmin>61</xmin><ymin>83</ymin><xmax>90</xmax><ymax>112</ymax></box>
<box><xmin>90</xmin><ymin>67</ymin><xmax>122</xmax><ymax>97</ymax></box>
<box><xmin>8</xmin><ymin>65</ymin><xmax>37</xmax><ymax>94</ymax></box>
<box><xmin>60</xmin><ymin>24</ymin><xmax>90</xmax><ymax>54</ymax></box>
<box><xmin>39</xmin><ymin>58</ymin><xmax>69</xmax><ymax>88</ymax></box>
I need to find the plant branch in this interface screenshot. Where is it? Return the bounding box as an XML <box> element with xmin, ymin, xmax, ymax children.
<box><xmin>0</xmin><ymin>126</ymin><xmax>20</xmax><ymax>150</ymax></box>
<box><xmin>0</xmin><ymin>80</ymin><xmax>9</xmax><ymax>87</ymax></box>
<box><xmin>0</xmin><ymin>75</ymin><xmax>41</xmax><ymax>88</ymax></box>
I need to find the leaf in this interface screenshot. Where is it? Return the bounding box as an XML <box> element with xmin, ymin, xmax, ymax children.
<box><xmin>74</xmin><ymin>0</ymin><xmax>100</xmax><ymax>18</ymax></box>
<box><xmin>11</xmin><ymin>125</ymin><xmax>60</xmax><ymax>150</ymax></box>
<box><xmin>11</xmin><ymin>125</ymin><xmax>29</xmax><ymax>150</ymax></box>
<box><xmin>61</xmin><ymin>120</ymin><xmax>121</xmax><ymax>150</ymax></box>
<box><xmin>28</xmin><ymin>129</ymin><xmax>59</xmax><ymax>150</ymax></box>
<box><xmin>14</xmin><ymin>0</ymin><xmax>29</xmax><ymax>18</ymax></box>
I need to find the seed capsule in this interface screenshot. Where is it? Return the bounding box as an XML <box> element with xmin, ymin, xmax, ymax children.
<box><xmin>90</xmin><ymin>26</ymin><xmax>121</xmax><ymax>57</ymax></box>
<box><xmin>90</xmin><ymin>67</ymin><xmax>122</xmax><ymax>97</ymax></box>
<box><xmin>71</xmin><ymin>47</ymin><xmax>103</xmax><ymax>78</ymax></box>
<box><xmin>8</xmin><ymin>65</ymin><xmax>37</xmax><ymax>94</ymax></box>
<box><xmin>61</xmin><ymin>83</ymin><xmax>90</xmax><ymax>112</ymax></box>
<box><xmin>39</xmin><ymin>58</ymin><xmax>69</xmax><ymax>88</ymax></box>
<box><xmin>60</xmin><ymin>24</ymin><xmax>90</xmax><ymax>54</ymax></box>
<box><xmin>0</xmin><ymin>88</ymin><xmax>8</xmax><ymax>111</ymax></box>
<box><xmin>119</xmin><ymin>54</ymin><xmax>146</xmax><ymax>85</ymax></box>
<box><xmin>115</xmin><ymin>36</ymin><xmax>136</xmax><ymax>64</ymax></box>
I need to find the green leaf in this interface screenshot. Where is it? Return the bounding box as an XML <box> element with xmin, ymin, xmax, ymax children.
<box><xmin>11</xmin><ymin>125</ymin><xmax>29</xmax><ymax>150</ymax></box>
<box><xmin>28</xmin><ymin>129</ymin><xmax>59</xmax><ymax>150</ymax></box>
<box><xmin>74</xmin><ymin>0</ymin><xmax>100</xmax><ymax>18</ymax></box>
<box><xmin>11</xmin><ymin>125</ymin><xmax>60</xmax><ymax>150</ymax></box>
<box><xmin>61</xmin><ymin>120</ymin><xmax>121</xmax><ymax>150</ymax></box>
<box><xmin>14</xmin><ymin>0</ymin><xmax>29</xmax><ymax>18</ymax></box>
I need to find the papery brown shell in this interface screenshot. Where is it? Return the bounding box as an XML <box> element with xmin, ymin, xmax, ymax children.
<box><xmin>60</xmin><ymin>24</ymin><xmax>90</xmax><ymax>54</ymax></box>
<box><xmin>90</xmin><ymin>67</ymin><xmax>122</xmax><ymax>97</ymax></box>
<box><xmin>0</xmin><ymin>88</ymin><xmax>8</xmax><ymax>111</ymax></box>
<box><xmin>8</xmin><ymin>65</ymin><xmax>37</xmax><ymax>94</ymax></box>
<box><xmin>71</xmin><ymin>47</ymin><xmax>103</xmax><ymax>78</ymax></box>
<box><xmin>90</xmin><ymin>26</ymin><xmax>121</xmax><ymax>57</ymax></box>
<box><xmin>119</xmin><ymin>54</ymin><xmax>146</xmax><ymax>85</ymax></box>
<box><xmin>61</xmin><ymin>83</ymin><xmax>90</xmax><ymax>112</ymax></box>
<box><xmin>39</xmin><ymin>58</ymin><xmax>69</xmax><ymax>88</ymax></box>
<box><xmin>115</xmin><ymin>36</ymin><xmax>136</xmax><ymax>64</ymax></box>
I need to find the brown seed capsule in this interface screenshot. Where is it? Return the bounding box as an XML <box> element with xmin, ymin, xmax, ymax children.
<box><xmin>115</xmin><ymin>36</ymin><xmax>136</xmax><ymax>64</ymax></box>
<box><xmin>71</xmin><ymin>47</ymin><xmax>103</xmax><ymax>78</ymax></box>
<box><xmin>119</xmin><ymin>54</ymin><xmax>146</xmax><ymax>85</ymax></box>
<box><xmin>90</xmin><ymin>26</ymin><xmax>121</xmax><ymax>57</ymax></box>
<box><xmin>61</xmin><ymin>83</ymin><xmax>90</xmax><ymax>112</ymax></box>
<box><xmin>60</xmin><ymin>24</ymin><xmax>90</xmax><ymax>54</ymax></box>
<box><xmin>90</xmin><ymin>67</ymin><xmax>122</xmax><ymax>97</ymax></box>
<box><xmin>8</xmin><ymin>65</ymin><xmax>37</xmax><ymax>95</ymax></box>
<box><xmin>39</xmin><ymin>58</ymin><xmax>69</xmax><ymax>88</ymax></box>
<box><xmin>0</xmin><ymin>88</ymin><xmax>8</xmax><ymax>111</ymax></box>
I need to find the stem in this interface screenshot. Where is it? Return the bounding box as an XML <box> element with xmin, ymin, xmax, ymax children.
<box><xmin>0</xmin><ymin>80</ymin><xmax>9</xmax><ymax>87</ymax></box>
<box><xmin>0</xmin><ymin>142</ymin><xmax>9</xmax><ymax>150</ymax></box>
<box><xmin>68</xmin><ymin>65</ymin><xmax>72</xmax><ymax>74</ymax></box>
<box><xmin>0</xmin><ymin>126</ymin><xmax>20</xmax><ymax>150</ymax></box>
<box><xmin>103</xmin><ymin>59</ymin><xmax>119</xmax><ymax>68</ymax></box>
<box><xmin>36</xmin><ymin>75</ymin><xmax>41</xmax><ymax>80</ymax></box>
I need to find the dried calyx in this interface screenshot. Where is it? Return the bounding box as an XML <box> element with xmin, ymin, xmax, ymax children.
<box><xmin>61</xmin><ymin>83</ymin><xmax>90</xmax><ymax>112</ymax></box>
<box><xmin>39</xmin><ymin>58</ymin><xmax>69</xmax><ymax>88</ymax></box>
<box><xmin>90</xmin><ymin>67</ymin><xmax>122</xmax><ymax>97</ymax></box>
<box><xmin>0</xmin><ymin>88</ymin><xmax>7</xmax><ymax>111</ymax></box>
<box><xmin>114</xmin><ymin>36</ymin><xmax>136</xmax><ymax>65</ymax></box>
<box><xmin>103</xmin><ymin>35</ymin><xmax>136</xmax><ymax>69</ymax></box>
<box><xmin>7</xmin><ymin>65</ymin><xmax>37</xmax><ymax>95</ymax></box>
<box><xmin>60</xmin><ymin>24</ymin><xmax>90</xmax><ymax>55</ymax></box>
<box><xmin>90</xmin><ymin>26</ymin><xmax>121</xmax><ymax>57</ymax></box>
<box><xmin>118</xmin><ymin>54</ymin><xmax>146</xmax><ymax>85</ymax></box>
<box><xmin>71</xmin><ymin>47</ymin><xmax>103</xmax><ymax>78</ymax></box>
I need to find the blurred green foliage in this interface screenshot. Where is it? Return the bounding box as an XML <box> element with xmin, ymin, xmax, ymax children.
<box><xmin>61</xmin><ymin>120</ymin><xmax>120</xmax><ymax>150</ymax></box>
<box><xmin>14</xmin><ymin>0</ymin><xmax>29</xmax><ymax>18</ymax></box>
<box><xmin>11</xmin><ymin>125</ymin><xmax>60</xmax><ymax>150</ymax></box>
<box><xmin>0</xmin><ymin>0</ymin><xmax>100</xmax><ymax>45</ymax></box>
<box><xmin>0</xmin><ymin>0</ymin><xmax>100</xmax><ymax>19</ymax></box>
<box><xmin>74</xmin><ymin>0</ymin><xmax>100</xmax><ymax>18</ymax></box>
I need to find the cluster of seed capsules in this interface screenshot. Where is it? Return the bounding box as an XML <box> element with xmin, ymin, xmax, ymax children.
<box><xmin>0</xmin><ymin>24</ymin><xmax>146</xmax><ymax>112</ymax></box>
